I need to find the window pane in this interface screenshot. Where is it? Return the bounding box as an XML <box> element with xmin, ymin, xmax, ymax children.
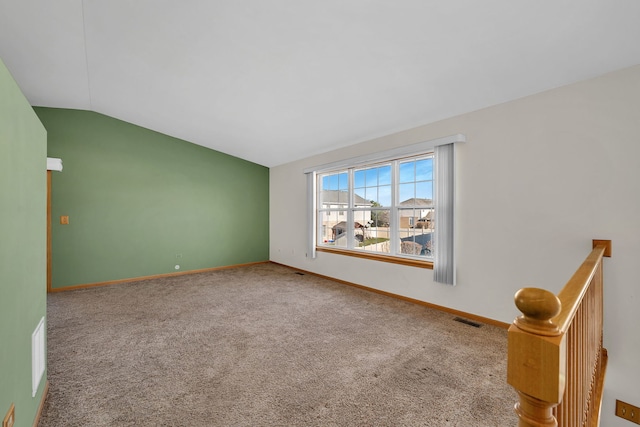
<box><xmin>322</xmin><ymin>174</ymin><xmax>334</xmax><ymax>190</ymax></box>
<box><xmin>420</xmin><ymin>208</ymin><xmax>435</xmax><ymax>231</ymax></box>
<box><xmin>353</xmin><ymin>210</ymin><xmax>371</xmax><ymax>229</ymax></box>
<box><xmin>378</xmin><ymin>165</ymin><xmax>391</xmax><ymax>185</ymax></box>
<box><xmin>416</xmin><ymin>158</ymin><xmax>433</xmax><ymax>181</ymax></box>
<box><xmin>322</xmin><ymin>173</ymin><xmax>344</xmax><ymax>190</ymax></box>
<box><xmin>398</xmin><ymin>208</ymin><xmax>416</xmax><ymax>229</ymax></box>
<box><xmin>416</xmin><ymin>181</ymin><xmax>432</xmax><ymax>200</ymax></box>
<box><xmin>318</xmin><ymin>211</ymin><xmax>349</xmax><ymax>247</ymax></box>
<box><xmin>398</xmin><ymin>208</ymin><xmax>432</xmax><ymax>257</ymax></box>
<box><xmin>354</xmin><ymin>170</ymin><xmax>365</xmax><ymax>188</ymax></box>
<box><xmin>399</xmin><ymin>183</ymin><xmax>414</xmax><ymax>204</ymax></box>
<box><xmin>364</xmin><ymin>185</ymin><xmax>393</xmax><ymax>206</ymax></box>
<box><xmin>320</xmin><ymin>189</ymin><xmax>349</xmax><ymax>206</ymax></box>
<box><xmin>378</xmin><ymin>185</ymin><xmax>391</xmax><ymax>206</ymax></box>
<box><xmin>321</xmin><ymin>172</ymin><xmax>348</xmax><ymax>189</ymax></box>
<box><xmin>365</xmin><ymin>187</ymin><xmax>377</xmax><ymax>204</ymax></box>
<box><xmin>370</xmin><ymin>209</ymin><xmax>390</xmax><ymax>227</ymax></box>
<box><xmin>355</xmin><ymin>165</ymin><xmax>392</xmax><ymax>207</ymax></box>
<box><xmin>320</xmin><ymin>171</ymin><xmax>349</xmax><ymax>206</ymax></box>
<box><xmin>399</xmin><ymin>161</ymin><xmax>414</xmax><ymax>183</ymax></box>
<box><xmin>400</xmin><ymin>156</ymin><xmax>433</xmax><ymax>206</ymax></box>
<box><xmin>355</xmin><ymin>165</ymin><xmax>391</xmax><ymax>186</ymax></box>
<box><xmin>400</xmin><ymin>231</ymin><xmax>432</xmax><ymax>257</ymax></box>
<box><xmin>365</xmin><ymin>168</ymin><xmax>377</xmax><ymax>185</ymax></box>
<box><xmin>354</xmin><ymin>210</ymin><xmax>390</xmax><ymax>253</ymax></box>
<box><xmin>338</xmin><ymin>173</ymin><xmax>348</xmax><ymax>191</ymax></box>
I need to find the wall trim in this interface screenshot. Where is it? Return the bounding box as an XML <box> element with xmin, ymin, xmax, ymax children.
<box><xmin>49</xmin><ymin>261</ymin><xmax>270</xmax><ymax>292</ymax></box>
<box><xmin>32</xmin><ymin>380</ymin><xmax>49</xmax><ymax>427</ymax></box>
<box><xmin>271</xmin><ymin>261</ymin><xmax>510</xmax><ymax>329</ymax></box>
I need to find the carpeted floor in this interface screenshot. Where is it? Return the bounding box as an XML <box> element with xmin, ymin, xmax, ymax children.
<box><xmin>40</xmin><ymin>263</ymin><xmax>516</xmax><ymax>426</ymax></box>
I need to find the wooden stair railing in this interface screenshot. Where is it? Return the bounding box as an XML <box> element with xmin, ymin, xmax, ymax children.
<box><xmin>507</xmin><ymin>240</ymin><xmax>611</xmax><ymax>427</ymax></box>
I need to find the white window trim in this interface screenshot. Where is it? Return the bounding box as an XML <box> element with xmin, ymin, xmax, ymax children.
<box><xmin>303</xmin><ymin>134</ymin><xmax>465</xmax><ymax>175</ymax></box>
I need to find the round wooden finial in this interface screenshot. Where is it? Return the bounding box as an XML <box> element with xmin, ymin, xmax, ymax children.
<box><xmin>515</xmin><ymin>288</ymin><xmax>561</xmax><ymax>320</ymax></box>
<box><xmin>513</xmin><ymin>287</ymin><xmax>561</xmax><ymax>335</ymax></box>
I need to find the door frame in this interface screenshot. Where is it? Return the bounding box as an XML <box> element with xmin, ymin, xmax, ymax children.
<box><xmin>47</xmin><ymin>170</ymin><xmax>52</xmax><ymax>292</ymax></box>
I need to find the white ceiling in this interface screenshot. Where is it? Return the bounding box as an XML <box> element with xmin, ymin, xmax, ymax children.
<box><xmin>1</xmin><ymin>1</ymin><xmax>640</xmax><ymax>167</ymax></box>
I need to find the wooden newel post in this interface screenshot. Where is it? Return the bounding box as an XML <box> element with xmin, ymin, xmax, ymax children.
<box><xmin>514</xmin><ymin>391</ymin><xmax>558</xmax><ymax>427</ymax></box>
<box><xmin>508</xmin><ymin>287</ymin><xmax>566</xmax><ymax>427</ymax></box>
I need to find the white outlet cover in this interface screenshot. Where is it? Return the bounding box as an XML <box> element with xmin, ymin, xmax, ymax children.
<box><xmin>174</xmin><ymin>265</ymin><xmax>180</xmax><ymax>270</ymax></box>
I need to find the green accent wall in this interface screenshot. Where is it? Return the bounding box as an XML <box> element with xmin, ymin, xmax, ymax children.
<box><xmin>0</xmin><ymin>59</ymin><xmax>48</xmax><ymax>426</ymax></box>
<box><xmin>35</xmin><ymin>108</ymin><xmax>269</xmax><ymax>289</ymax></box>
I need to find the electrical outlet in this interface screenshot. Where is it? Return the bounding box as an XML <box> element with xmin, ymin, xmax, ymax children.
<box><xmin>616</xmin><ymin>399</ymin><xmax>640</xmax><ymax>424</ymax></box>
<box><xmin>3</xmin><ymin>403</ymin><xmax>15</xmax><ymax>427</ymax></box>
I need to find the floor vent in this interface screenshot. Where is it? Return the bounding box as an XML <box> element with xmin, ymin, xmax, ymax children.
<box><xmin>294</xmin><ymin>272</ymin><xmax>305</xmax><ymax>276</ymax></box>
<box><xmin>453</xmin><ymin>317</ymin><xmax>482</xmax><ymax>328</ymax></box>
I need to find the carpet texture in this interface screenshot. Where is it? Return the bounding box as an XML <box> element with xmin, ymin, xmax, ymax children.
<box><xmin>40</xmin><ymin>263</ymin><xmax>516</xmax><ymax>426</ymax></box>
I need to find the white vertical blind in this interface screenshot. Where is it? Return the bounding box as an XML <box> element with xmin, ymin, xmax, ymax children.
<box><xmin>433</xmin><ymin>143</ymin><xmax>455</xmax><ymax>285</ymax></box>
<box><xmin>306</xmin><ymin>171</ymin><xmax>317</xmax><ymax>259</ymax></box>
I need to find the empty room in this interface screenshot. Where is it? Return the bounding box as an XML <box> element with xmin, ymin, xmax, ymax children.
<box><xmin>1</xmin><ymin>2</ymin><xmax>640</xmax><ymax>426</ymax></box>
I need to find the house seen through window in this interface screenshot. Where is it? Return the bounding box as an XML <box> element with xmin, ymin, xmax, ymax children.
<box><xmin>317</xmin><ymin>153</ymin><xmax>434</xmax><ymax>261</ymax></box>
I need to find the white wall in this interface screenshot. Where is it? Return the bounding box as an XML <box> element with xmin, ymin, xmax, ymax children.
<box><xmin>270</xmin><ymin>65</ymin><xmax>640</xmax><ymax>426</ymax></box>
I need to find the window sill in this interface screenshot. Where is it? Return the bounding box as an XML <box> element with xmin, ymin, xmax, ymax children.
<box><xmin>316</xmin><ymin>247</ymin><xmax>434</xmax><ymax>269</ymax></box>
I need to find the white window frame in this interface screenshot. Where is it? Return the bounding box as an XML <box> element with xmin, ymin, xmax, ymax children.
<box><xmin>304</xmin><ymin>134</ymin><xmax>464</xmax><ymax>278</ymax></box>
<box><xmin>316</xmin><ymin>156</ymin><xmax>433</xmax><ymax>260</ymax></box>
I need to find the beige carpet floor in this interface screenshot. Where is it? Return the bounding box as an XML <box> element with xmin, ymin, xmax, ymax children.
<box><xmin>40</xmin><ymin>263</ymin><xmax>516</xmax><ymax>426</ymax></box>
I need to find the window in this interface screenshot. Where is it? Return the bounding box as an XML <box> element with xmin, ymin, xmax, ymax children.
<box><xmin>317</xmin><ymin>154</ymin><xmax>434</xmax><ymax>262</ymax></box>
<box><xmin>305</xmin><ymin>134</ymin><xmax>464</xmax><ymax>283</ymax></box>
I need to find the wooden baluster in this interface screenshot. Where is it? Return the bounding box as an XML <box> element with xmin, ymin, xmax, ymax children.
<box><xmin>508</xmin><ymin>288</ymin><xmax>564</xmax><ymax>427</ymax></box>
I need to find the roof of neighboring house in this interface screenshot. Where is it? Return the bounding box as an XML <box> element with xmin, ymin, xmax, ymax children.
<box><xmin>399</xmin><ymin>198</ymin><xmax>433</xmax><ymax>207</ymax></box>
<box><xmin>321</xmin><ymin>190</ymin><xmax>371</xmax><ymax>206</ymax></box>
<box><xmin>420</xmin><ymin>211</ymin><xmax>434</xmax><ymax>220</ymax></box>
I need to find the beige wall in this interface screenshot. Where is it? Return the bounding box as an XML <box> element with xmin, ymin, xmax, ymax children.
<box><xmin>270</xmin><ymin>65</ymin><xmax>640</xmax><ymax>425</ymax></box>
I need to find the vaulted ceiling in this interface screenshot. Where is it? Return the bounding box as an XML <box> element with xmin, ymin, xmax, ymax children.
<box><xmin>1</xmin><ymin>1</ymin><xmax>640</xmax><ymax>167</ymax></box>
